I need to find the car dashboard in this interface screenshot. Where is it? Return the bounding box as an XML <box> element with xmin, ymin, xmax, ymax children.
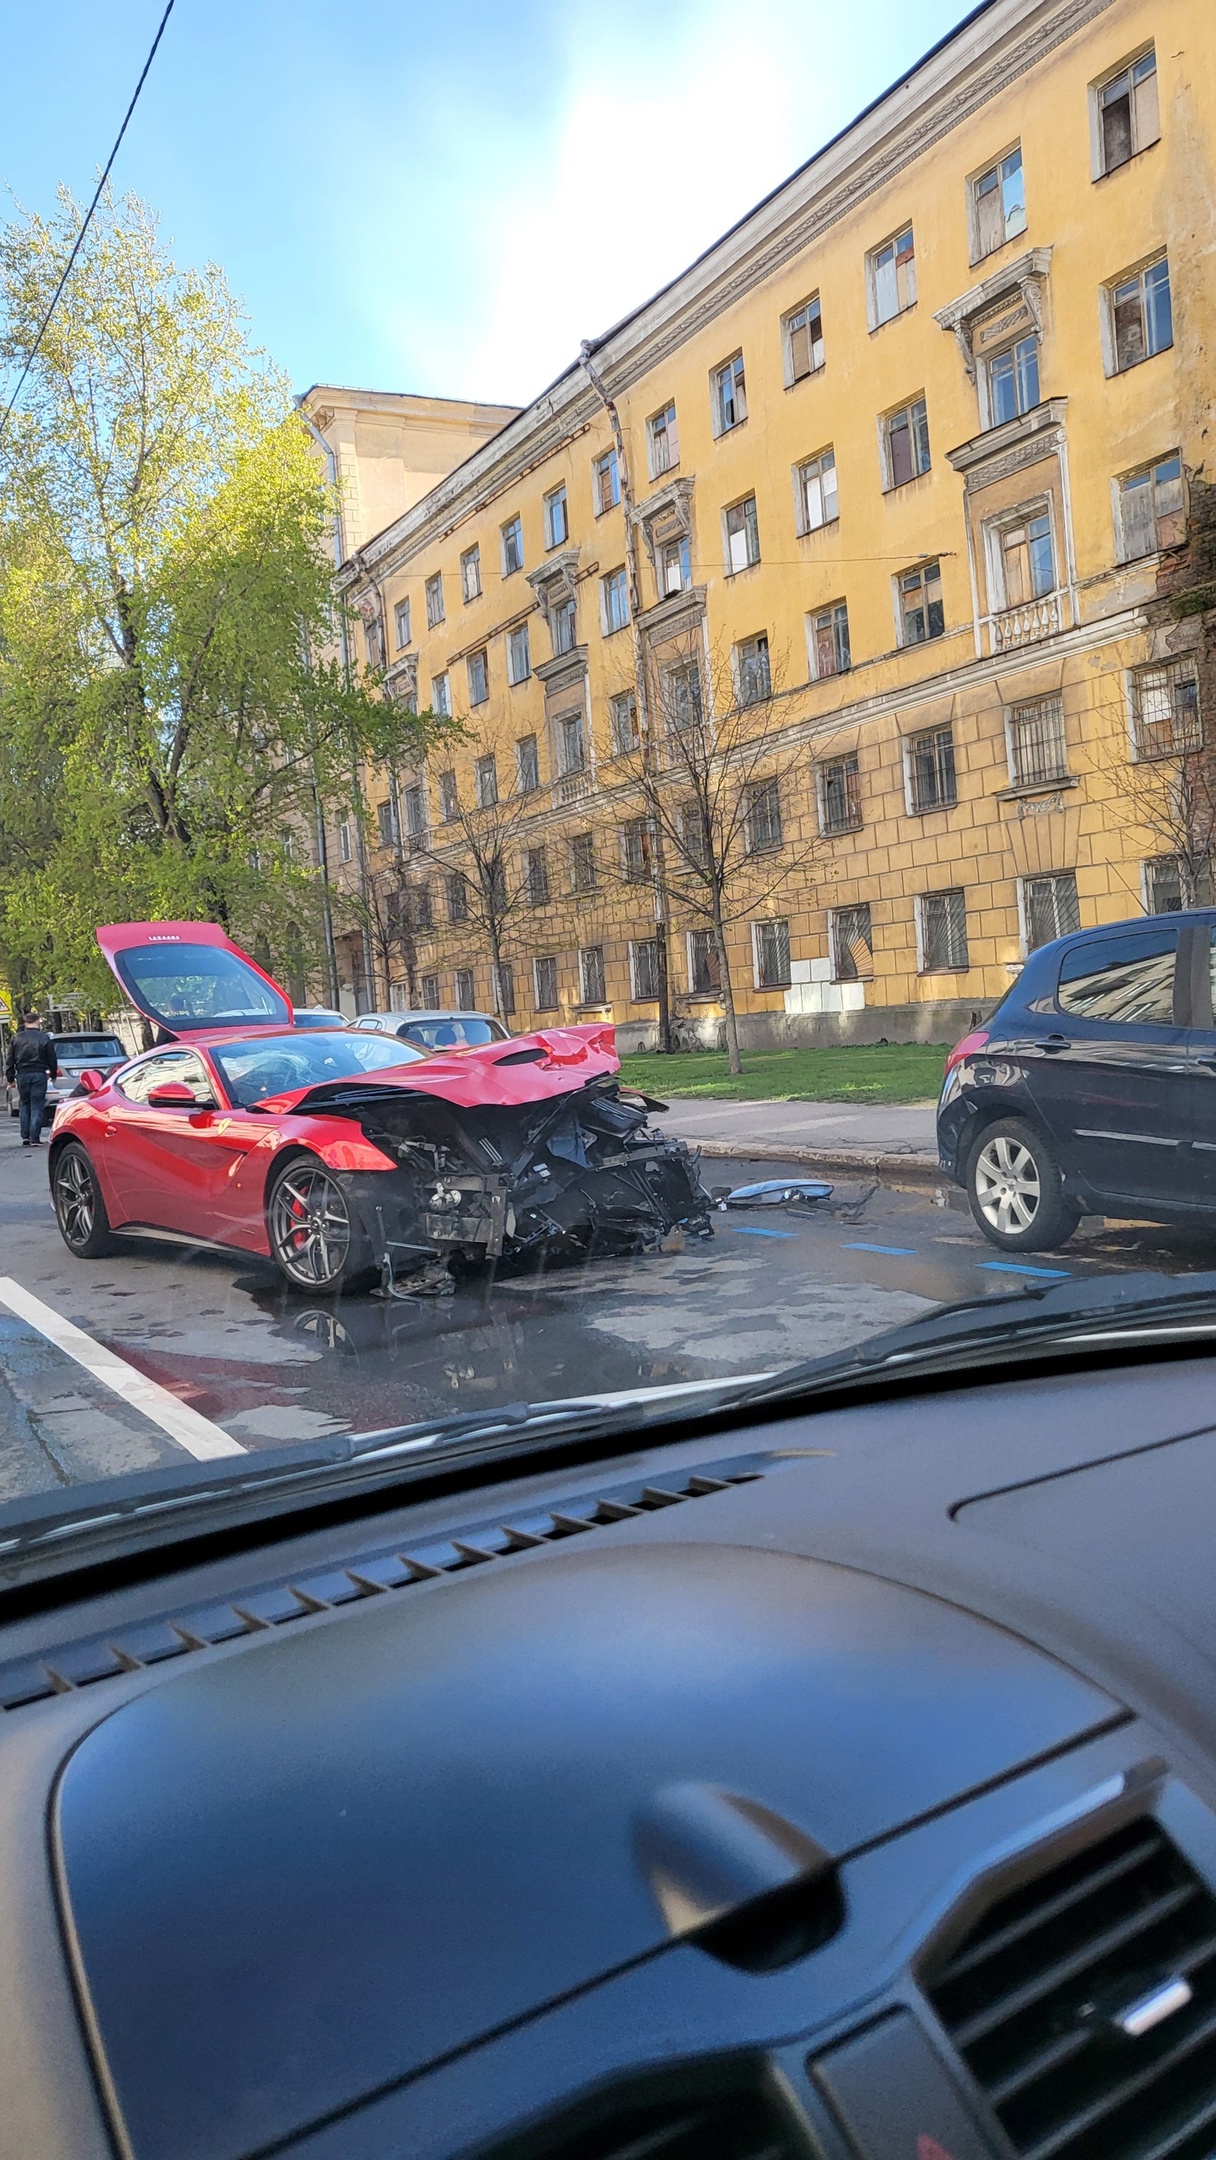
<box><xmin>5</xmin><ymin>1356</ymin><xmax>1216</xmax><ymax>2160</ymax></box>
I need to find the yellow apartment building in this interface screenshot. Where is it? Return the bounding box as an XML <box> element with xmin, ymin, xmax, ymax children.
<box><xmin>306</xmin><ymin>0</ymin><xmax>1215</xmax><ymax>1049</ymax></box>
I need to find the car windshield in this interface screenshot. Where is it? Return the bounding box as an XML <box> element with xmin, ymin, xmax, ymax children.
<box><xmin>213</xmin><ymin>1033</ymin><xmax>426</xmax><ymax>1107</ymax></box>
<box><xmin>0</xmin><ymin>1</ymin><xmax>1209</xmax><ymax>1561</ymax></box>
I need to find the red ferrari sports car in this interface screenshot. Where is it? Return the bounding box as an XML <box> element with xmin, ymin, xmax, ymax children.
<box><xmin>48</xmin><ymin>923</ymin><xmax>711</xmax><ymax>1294</ymax></box>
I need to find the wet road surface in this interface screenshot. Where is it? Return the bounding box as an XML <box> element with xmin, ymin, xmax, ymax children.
<box><xmin>4</xmin><ymin>1124</ymin><xmax>1216</xmax><ymax>1497</ymax></box>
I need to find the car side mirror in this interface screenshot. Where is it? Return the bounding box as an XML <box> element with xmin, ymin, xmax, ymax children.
<box><xmin>147</xmin><ymin>1081</ymin><xmax>198</xmax><ymax>1108</ymax></box>
<box><xmin>78</xmin><ymin>1069</ymin><xmax>107</xmax><ymax>1095</ymax></box>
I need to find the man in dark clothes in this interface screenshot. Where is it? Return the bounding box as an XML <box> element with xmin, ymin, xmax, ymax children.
<box><xmin>5</xmin><ymin>1014</ymin><xmax>57</xmax><ymax>1147</ymax></box>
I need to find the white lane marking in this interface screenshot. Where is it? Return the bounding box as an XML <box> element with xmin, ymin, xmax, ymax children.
<box><xmin>0</xmin><ymin>1277</ymin><xmax>246</xmax><ymax>1460</ymax></box>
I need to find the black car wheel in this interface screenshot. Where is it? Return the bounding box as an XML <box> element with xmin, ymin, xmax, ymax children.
<box><xmin>267</xmin><ymin>1158</ymin><xmax>372</xmax><ymax>1294</ymax></box>
<box><xmin>52</xmin><ymin>1142</ymin><xmax>117</xmax><ymax>1258</ymax></box>
<box><xmin>967</xmin><ymin>1117</ymin><xmax>1080</xmax><ymax>1252</ymax></box>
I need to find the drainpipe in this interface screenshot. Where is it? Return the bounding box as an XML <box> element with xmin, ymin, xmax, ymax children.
<box><xmin>295</xmin><ymin>396</ymin><xmax>376</xmax><ymax>1008</ymax></box>
<box><xmin>578</xmin><ymin>343</ymin><xmax>672</xmax><ymax>1052</ymax></box>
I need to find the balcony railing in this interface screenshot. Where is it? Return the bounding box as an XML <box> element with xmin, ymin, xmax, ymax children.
<box><xmin>556</xmin><ymin>772</ymin><xmax>592</xmax><ymax>805</ymax></box>
<box><xmin>993</xmin><ymin>593</ymin><xmax>1062</xmax><ymax>651</ymax></box>
<box><xmin>406</xmin><ymin>827</ymin><xmax>429</xmax><ymax>856</ymax></box>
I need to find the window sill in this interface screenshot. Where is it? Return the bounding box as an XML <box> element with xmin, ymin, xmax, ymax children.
<box><xmin>1093</xmin><ymin>137</ymin><xmax>1160</xmax><ymax>184</ymax></box>
<box><xmin>869</xmin><ymin>303</ymin><xmax>917</xmax><ymax>335</ymax></box>
<box><xmin>909</xmin><ymin>800</ymin><xmax>959</xmax><ymax>818</ymax></box>
<box><xmin>822</xmin><ymin>821</ymin><xmax>864</xmax><ymax>839</ymax></box>
<box><xmin>918</xmin><ymin>967</ymin><xmax>969</xmax><ymax>977</ymax></box>
<box><xmin>798</xmin><ymin>516</ymin><xmax>840</xmax><ymax>539</ymax></box>
<box><xmin>756</xmin><ymin>982</ymin><xmax>792</xmax><ymax>995</ymax></box>
<box><xmin>881</xmin><ymin>471</ymin><xmax>931</xmax><ymax>495</ymax></box>
<box><xmin>724</xmin><ymin>561</ymin><xmax>761</xmax><ymax>579</ymax></box>
<box><xmin>785</xmin><ymin>365</ymin><xmax>826</xmax><ymax>390</ymax></box>
<box><xmin>995</xmin><ymin>775</ymin><xmax>1077</xmax><ymax>800</ymax></box>
<box><xmin>1107</xmin><ymin>340</ymin><xmax>1174</xmax><ymax>380</ymax></box>
<box><xmin>968</xmin><ymin>228</ymin><xmax>1028</xmax><ymax>273</ymax></box>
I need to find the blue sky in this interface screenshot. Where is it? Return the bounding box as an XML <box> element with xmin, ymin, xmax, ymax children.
<box><xmin>1</xmin><ymin>0</ymin><xmax>968</xmax><ymax>408</ymax></box>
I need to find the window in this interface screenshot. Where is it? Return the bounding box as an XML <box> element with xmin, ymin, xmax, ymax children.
<box><xmin>1131</xmin><ymin>657</ymin><xmax>1202</xmax><ymax>757</ymax></box>
<box><xmin>711</xmin><ymin>352</ymin><xmax>747</xmax><ymax>434</ymax></box>
<box><xmin>1096</xmin><ymin>47</ymin><xmax>1159</xmax><ymax>176</ymax></box>
<box><xmin>832</xmin><ymin>904</ymin><xmax>874</xmax><ymax>982</ymax></box>
<box><xmin>1116</xmin><ymin>453</ymin><xmax>1185</xmax><ymax>560</ymax></box>
<box><xmin>920</xmin><ymin>890</ymin><xmax>969</xmax><ymax>971</ymax></box>
<box><xmin>1009</xmin><ymin>693</ymin><xmax>1068</xmax><ymax>786</ymax></box>
<box><xmin>784</xmin><ymin>294</ymin><xmax>824</xmax><ymax>383</ymax></box>
<box><xmin>455</xmin><ymin>968</ymin><xmax>475</xmax><ymax>1009</ymax></box>
<box><xmin>745</xmin><ymin>778</ymin><xmax>782</xmax><ymax>855</ymax></box>
<box><xmin>466</xmin><ymin>649</ymin><xmax>488</xmax><ymax>704</ymax></box>
<box><xmin>667</xmin><ymin>661</ymin><xmax>703</xmax><ymax>731</ymax></box>
<box><xmin>735</xmin><ymin>633</ymin><xmax>771</xmax><ymax>707</ymax></box>
<box><xmin>501</xmin><ymin>515</ymin><xmax>523</xmax><ymax>577</ymax></box>
<box><xmin>1145</xmin><ymin>856</ymin><xmax>1185</xmax><ymax>913</ymax></box>
<box><xmin>515</xmin><ymin>734</ymin><xmax>539</xmax><ymax>793</ymax></box>
<box><xmin>622</xmin><ymin>816</ymin><xmax>653</xmax><ymax>882</ymax></box>
<box><xmin>394</xmin><ymin>673</ymin><xmax>419</xmax><ymax>717</ymax></box>
<box><xmin>971</xmin><ymin>146</ymin><xmax>1026</xmax><ymax>260</ymax></box>
<box><xmin>533</xmin><ymin>956</ymin><xmax>559</xmax><ymax>1010</ymax></box>
<box><xmin>883</xmin><ymin>396</ymin><xmax>930</xmax><ymax>489</ymax></box>
<box><xmin>438</xmin><ymin>769</ymin><xmax>458</xmax><ymax>821</ymax></box>
<box><xmin>431</xmin><ymin>672</ymin><xmax>450</xmax><ymax>717</ymax></box>
<box><xmin>660</xmin><ymin>535</ymin><xmax>692</xmax><ymax>595</ymax></box>
<box><xmin>475</xmin><ymin>753</ymin><xmax>498</xmax><ymax>807</ymax></box>
<box><xmin>819</xmin><ymin>753</ymin><xmax>862</xmax><ymax>835</ymax></box>
<box><xmin>425</xmin><ymin>573</ymin><xmax>445</xmax><ymax>629</ymax></box>
<box><xmin>338</xmin><ymin>817</ymin><xmax>353</xmax><ymax>864</ymax></box>
<box><xmin>507</xmin><ymin>622</ymin><xmax>531</xmax><ymax>684</ymax></box>
<box><xmin>551</xmin><ymin>594</ymin><xmax>577</xmax><ymax>654</ymax></box>
<box><xmin>869</xmin><ymin>225</ymin><xmax>916</xmax><ymax>326</ymax></box>
<box><xmin>908</xmin><ymin>726</ymin><xmax>957</xmax><ymax>813</ymax></box>
<box><xmin>688</xmin><ymin>929</ymin><xmax>720</xmax><ymax>995</ymax></box>
<box><xmin>899</xmin><ymin>561</ymin><xmax>944</xmax><ymax>645</ymax></box>
<box><xmin>996</xmin><ymin>512</ymin><xmax>1055</xmax><ymax>606</ymax></box>
<box><xmin>447</xmin><ymin>872</ymin><xmax>468</xmax><ymax>924</ymax></box>
<box><xmin>403</xmin><ymin>783</ymin><xmax>427</xmax><ymax>851</ymax></box>
<box><xmin>579</xmin><ymin>946</ymin><xmax>606</xmax><ymax>1004</ymax></box>
<box><xmin>610</xmin><ymin>691</ymin><xmax>639</xmax><ymax>755</ymax></box>
<box><xmin>987</xmin><ymin>335</ymin><xmax>1040</xmax><ymax>426</ymax></box>
<box><xmin>648</xmin><ymin>402</ymin><xmax>679</xmax><ymax>477</ymax></box>
<box><xmin>417</xmin><ymin>973</ymin><xmax>439</xmax><ymax>1010</ymax></box>
<box><xmin>376</xmin><ymin>796</ymin><xmax>399</xmax><ymax>848</ymax></box>
<box><xmin>555</xmin><ymin>711</ymin><xmax>585</xmax><ymax>775</ymax></box>
<box><xmin>364</xmin><ymin>612</ymin><xmax>385</xmax><ymax>668</ymax></box>
<box><xmin>724</xmin><ymin>495</ymin><xmax>760</xmax><ymax>574</ymax></box>
<box><xmin>394</xmin><ymin>596</ymin><xmax>412</xmax><ymax>649</ymax></box>
<box><xmin>460</xmin><ymin>546</ymin><xmax>481</xmax><ymax>603</ymax></box>
<box><xmin>570</xmin><ymin>832</ymin><xmax>596</xmax><ymax>893</ymax></box>
<box><xmin>525</xmin><ymin>847</ymin><xmax>549</xmax><ymax>907</ymax></box>
<box><xmin>119</xmin><ymin>1049</ymin><xmax>216</xmax><ymax>1107</ymax></box>
<box><xmin>630</xmin><ymin>939</ymin><xmax>660</xmax><ymax>1000</ymax></box>
<box><xmin>543</xmin><ymin>485</ymin><xmax>568</xmax><ymax>550</ymax></box>
<box><xmin>602</xmin><ymin>566</ymin><xmax>629</xmax><ymax>634</ymax></box>
<box><xmin>1058</xmin><ymin>926</ymin><xmax>1177</xmax><ymax>1022</ymax></box>
<box><xmin>410</xmin><ymin>881</ymin><xmax>434</xmax><ymax>933</ymax></box>
<box><xmin>593</xmin><ymin>448</ymin><xmax>620</xmax><ymax>514</ymax></box>
<box><xmin>810</xmin><ymin>601</ymin><xmax>850</xmax><ymax>679</ymax></box>
<box><xmin>1023</xmin><ymin>871</ymin><xmax>1081</xmax><ymax>952</ymax></box>
<box><xmin>753</xmin><ymin>918</ymin><xmax>791</xmax><ymax>989</ymax></box>
<box><xmin>678</xmin><ymin>799</ymin><xmax>708</xmax><ymax>868</ymax></box>
<box><xmin>1108</xmin><ymin>255</ymin><xmax>1173</xmax><ymax>373</ymax></box>
<box><xmin>494</xmin><ymin>962</ymin><xmax>516</xmax><ymax>1017</ymax></box>
<box><xmin>797</xmin><ymin>447</ymin><xmax>838</xmax><ymax>532</ymax></box>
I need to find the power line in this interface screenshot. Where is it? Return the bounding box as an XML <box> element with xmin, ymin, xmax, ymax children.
<box><xmin>0</xmin><ymin>0</ymin><xmax>176</xmax><ymax>448</ymax></box>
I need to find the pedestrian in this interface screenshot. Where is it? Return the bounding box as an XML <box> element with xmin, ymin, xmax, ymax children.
<box><xmin>5</xmin><ymin>1012</ymin><xmax>57</xmax><ymax>1148</ymax></box>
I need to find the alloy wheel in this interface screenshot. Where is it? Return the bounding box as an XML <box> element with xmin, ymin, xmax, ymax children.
<box><xmin>270</xmin><ymin>1164</ymin><xmax>353</xmax><ymax>1288</ymax></box>
<box><xmin>974</xmin><ymin>1133</ymin><xmax>1041</xmax><ymax>1237</ymax></box>
<box><xmin>54</xmin><ymin>1149</ymin><xmax>95</xmax><ymax>1248</ymax></box>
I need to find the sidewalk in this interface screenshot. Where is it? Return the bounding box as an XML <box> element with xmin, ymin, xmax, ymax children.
<box><xmin>650</xmin><ymin>1097</ymin><xmax>941</xmax><ymax>1182</ymax></box>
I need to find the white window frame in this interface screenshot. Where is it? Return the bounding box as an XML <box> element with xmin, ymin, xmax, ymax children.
<box><xmin>601</xmin><ymin>566</ymin><xmax>629</xmax><ymax>635</ymax></box>
<box><xmin>592</xmin><ymin>448</ymin><xmax>620</xmax><ymax>515</ymax></box>
<box><xmin>460</xmin><ymin>545</ymin><xmax>481</xmax><ymax>603</ymax></box>
<box><xmin>830</xmin><ymin>903</ymin><xmax>875</xmax><ymax>982</ymax></box>
<box><xmin>506</xmin><ymin>622</ymin><xmax>531</xmax><ymax>685</ymax></box>
<box><xmin>393</xmin><ymin>596</ymin><xmax>412</xmax><ymax>649</ymax></box>
<box><xmin>794</xmin><ymin>446</ymin><xmax>838</xmax><ymax>535</ymax></box>
<box><xmin>647</xmin><ymin>402</ymin><xmax>679</xmax><ymax>479</ymax></box>
<box><xmin>1112</xmin><ymin>452</ymin><xmax>1185</xmax><ymax>563</ymax></box>
<box><xmin>500</xmin><ymin>515</ymin><xmax>523</xmax><ymax>578</ymax></box>
<box><xmin>880</xmin><ymin>395</ymin><xmax>930</xmax><ymax>491</ymax></box>
<box><xmin>750</xmin><ymin>917</ymin><xmax>792</xmax><ymax>991</ymax></box>
<box><xmin>1004</xmin><ymin>692</ymin><xmax>1068</xmax><ymax>788</ymax></box>
<box><xmin>1089</xmin><ymin>44</ymin><xmax>1159</xmax><ymax>180</ymax></box>
<box><xmin>1018</xmin><ymin>870</ymin><xmax>1081</xmax><ymax>956</ymax></box>
<box><xmin>817</xmin><ymin>752</ymin><xmax>862</xmax><ymax>837</ymax></box>
<box><xmin>967</xmin><ymin>143</ymin><xmax>1027</xmax><ymax>265</ymax></box>
<box><xmin>723</xmin><ymin>494</ymin><xmax>760</xmax><ymax>577</ymax></box>
<box><xmin>543</xmin><ymin>484</ymin><xmax>568</xmax><ymax>550</ymax></box>
<box><xmin>515</xmin><ymin>733</ymin><xmax>539</xmax><ymax>793</ymax></box>
<box><xmin>466</xmin><ymin>649</ymin><xmax>489</xmax><ymax>705</ymax></box>
<box><xmin>867</xmin><ymin>224</ymin><xmax>917</xmax><ymax>329</ymax></box>
<box><xmin>806</xmin><ymin>600</ymin><xmax>851</xmax><ymax>681</ymax></box>
<box><xmin>609</xmin><ymin>691</ymin><xmax>639</xmax><ymax>756</ymax></box>
<box><xmin>659</xmin><ymin>534</ymin><xmax>691</xmax><ymax>596</ymax></box>
<box><xmin>337</xmin><ymin>817</ymin><xmax>353</xmax><ymax>865</ymax></box>
<box><xmin>1101</xmin><ymin>252</ymin><xmax>1173</xmax><ymax>378</ymax></box>
<box><xmin>431</xmin><ymin>671</ymin><xmax>450</xmax><ymax>717</ymax></box>
<box><xmin>782</xmin><ymin>293</ymin><xmax>824</xmax><ymax>386</ymax></box>
<box><xmin>916</xmin><ymin>889</ymin><xmax>969</xmax><ymax>973</ymax></box>
<box><xmin>628</xmin><ymin>938</ymin><xmax>660</xmax><ymax>1001</ymax></box>
<box><xmin>437</xmin><ymin>769</ymin><xmax>459</xmax><ymax>822</ymax></box>
<box><xmin>425</xmin><ymin>573</ymin><xmax>444</xmax><ymax>629</ymax></box>
<box><xmin>983</xmin><ymin>498</ymin><xmax>1057</xmax><ymax>612</ymax></box>
<box><xmin>711</xmin><ymin>352</ymin><xmax>747</xmax><ymax>436</ymax></box>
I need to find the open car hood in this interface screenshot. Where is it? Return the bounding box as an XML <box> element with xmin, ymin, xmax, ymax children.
<box><xmin>257</xmin><ymin>1025</ymin><xmax>620</xmax><ymax>1115</ymax></box>
<box><xmin>96</xmin><ymin>922</ymin><xmax>293</xmax><ymax>1035</ymax></box>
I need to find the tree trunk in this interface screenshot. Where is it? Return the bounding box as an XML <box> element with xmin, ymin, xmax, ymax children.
<box><xmin>712</xmin><ymin>895</ymin><xmax>742</xmax><ymax>1075</ymax></box>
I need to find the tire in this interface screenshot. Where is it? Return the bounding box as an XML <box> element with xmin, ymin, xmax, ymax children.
<box><xmin>266</xmin><ymin>1157</ymin><xmax>373</xmax><ymax>1295</ymax></box>
<box><xmin>966</xmin><ymin>1116</ymin><xmax>1080</xmax><ymax>1252</ymax></box>
<box><xmin>51</xmin><ymin>1142</ymin><xmax>117</xmax><ymax>1258</ymax></box>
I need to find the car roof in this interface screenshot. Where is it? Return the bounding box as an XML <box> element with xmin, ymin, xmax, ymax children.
<box><xmin>369</xmin><ymin>1009</ymin><xmax>500</xmax><ymax>1024</ymax></box>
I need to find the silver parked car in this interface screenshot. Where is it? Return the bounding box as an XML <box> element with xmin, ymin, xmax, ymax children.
<box><xmin>5</xmin><ymin>1031</ymin><xmax>128</xmax><ymax>1123</ymax></box>
<box><xmin>351</xmin><ymin>1009</ymin><xmax>511</xmax><ymax>1050</ymax></box>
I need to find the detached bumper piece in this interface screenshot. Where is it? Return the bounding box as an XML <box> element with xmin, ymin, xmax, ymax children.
<box><xmin>350</xmin><ymin>1080</ymin><xmax>713</xmax><ymax>1295</ymax></box>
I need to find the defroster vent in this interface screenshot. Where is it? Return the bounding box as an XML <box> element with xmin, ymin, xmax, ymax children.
<box><xmin>492</xmin><ymin>2084</ymin><xmax>797</xmax><ymax>2160</ymax></box>
<box><xmin>926</xmin><ymin>1816</ymin><xmax>1216</xmax><ymax>2160</ymax></box>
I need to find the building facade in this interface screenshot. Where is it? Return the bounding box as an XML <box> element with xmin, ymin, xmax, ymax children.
<box><xmin>328</xmin><ymin>0</ymin><xmax>1215</xmax><ymax>1047</ymax></box>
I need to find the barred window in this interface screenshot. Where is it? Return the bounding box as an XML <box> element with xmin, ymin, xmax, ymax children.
<box><xmin>630</xmin><ymin>939</ymin><xmax>660</xmax><ymax>1000</ymax></box>
<box><xmin>1023</xmin><ymin>871</ymin><xmax>1080</xmax><ymax>952</ymax></box>
<box><xmin>1132</xmin><ymin>658</ymin><xmax>1202</xmax><ymax>757</ymax></box>
<box><xmin>908</xmin><ymin>726</ymin><xmax>957</xmax><ymax>813</ymax></box>
<box><xmin>688</xmin><ymin>928</ymin><xmax>720</xmax><ymax>995</ymax></box>
<box><xmin>819</xmin><ymin>753</ymin><xmax>862</xmax><ymax>835</ymax></box>
<box><xmin>920</xmin><ymin>889</ymin><xmax>968</xmax><ymax>971</ymax></box>
<box><xmin>525</xmin><ymin>847</ymin><xmax>549</xmax><ymax>907</ymax></box>
<box><xmin>579</xmin><ymin>946</ymin><xmax>606</xmax><ymax>1004</ymax></box>
<box><xmin>1145</xmin><ymin>856</ymin><xmax>1186</xmax><ymax>914</ymax></box>
<box><xmin>421</xmin><ymin>973</ymin><xmax>440</xmax><ymax>1009</ymax></box>
<box><xmin>1008</xmin><ymin>694</ymin><xmax>1067</xmax><ymax>786</ymax></box>
<box><xmin>753</xmin><ymin>918</ymin><xmax>791</xmax><ymax>989</ymax></box>
<box><xmin>745</xmin><ymin>778</ymin><xmax>782</xmax><ymax>854</ymax></box>
<box><xmin>454</xmin><ymin>968</ymin><xmax>475</xmax><ymax>1009</ymax></box>
<box><xmin>533</xmin><ymin>956</ymin><xmax>559</xmax><ymax>1010</ymax></box>
<box><xmin>832</xmin><ymin>904</ymin><xmax>874</xmax><ymax>981</ymax></box>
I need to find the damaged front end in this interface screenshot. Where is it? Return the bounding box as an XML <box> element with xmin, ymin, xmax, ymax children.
<box><xmin>337</xmin><ymin>1077</ymin><xmax>713</xmax><ymax>1295</ymax></box>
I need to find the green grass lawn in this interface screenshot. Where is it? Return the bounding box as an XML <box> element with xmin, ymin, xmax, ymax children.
<box><xmin>617</xmin><ymin>1042</ymin><xmax>948</xmax><ymax>1104</ymax></box>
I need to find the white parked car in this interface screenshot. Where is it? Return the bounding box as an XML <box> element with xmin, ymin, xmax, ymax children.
<box><xmin>351</xmin><ymin>1009</ymin><xmax>511</xmax><ymax>1051</ymax></box>
<box><xmin>5</xmin><ymin>1031</ymin><xmax>128</xmax><ymax>1123</ymax></box>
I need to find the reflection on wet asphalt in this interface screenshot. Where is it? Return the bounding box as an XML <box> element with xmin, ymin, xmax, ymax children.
<box><xmin>5</xmin><ymin>1131</ymin><xmax>1216</xmax><ymax>1484</ymax></box>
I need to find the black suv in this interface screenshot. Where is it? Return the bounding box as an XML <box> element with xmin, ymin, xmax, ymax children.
<box><xmin>938</xmin><ymin>909</ymin><xmax>1216</xmax><ymax>1252</ymax></box>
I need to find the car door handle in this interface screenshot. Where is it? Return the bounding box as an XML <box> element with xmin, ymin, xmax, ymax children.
<box><xmin>1040</xmin><ymin>1035</ymin><xmax>1072</xmax><ymax>1053</ymax></box>
<box><xmin>1195</xmin><ymin>1058</ymin><xmax>1216</xmax><ymax>1073</ymax></box>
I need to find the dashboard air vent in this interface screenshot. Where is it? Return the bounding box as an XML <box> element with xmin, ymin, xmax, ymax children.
<box><xmin>493</xmin><ymin>2086</ymin><xmax>797</xmax><ymax>2160</ymax></box>
<box><xmin>926</xmin><ymin>1816</ymin><xmax>1216</xmax><ymax>2160</ymax></box>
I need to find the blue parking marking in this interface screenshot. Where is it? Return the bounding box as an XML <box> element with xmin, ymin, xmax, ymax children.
<box><xmin>728</xmin><ymin>1225</ymin><xmax>798</xmax><ymax>1239</ymax></box>
<box><xmin>842</xmin><ymin>1242</ymin><xmax>917</xmax><ymax>1257</ymax></box>
<box><xmin>979</xmin><ymin>1260</ymin><xmax>1071</xmax><ymax>1279</ymax></box>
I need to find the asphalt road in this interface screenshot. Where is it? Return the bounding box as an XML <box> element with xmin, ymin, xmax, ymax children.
<box><xmin>4</xmin><ymin>1120</ymin><xmax>1216</xmax><ymax>1500</ymax></box>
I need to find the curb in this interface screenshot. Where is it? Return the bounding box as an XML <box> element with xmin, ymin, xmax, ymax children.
<box><xmin>687</xmin><ymin>1138</ymin><xmax>943</xmax><ymax>1186</ymax></box>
